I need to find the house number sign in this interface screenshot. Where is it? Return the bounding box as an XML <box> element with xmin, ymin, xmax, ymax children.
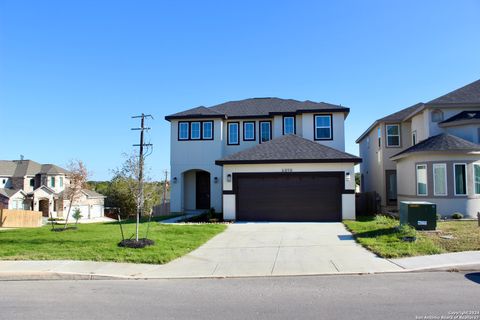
<box><xmin>281</xmin><ymin>168</ymin><xmax>293</xmax><ymax>172</ymax></box>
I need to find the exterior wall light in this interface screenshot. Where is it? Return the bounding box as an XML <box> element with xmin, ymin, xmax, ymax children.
<box><xmin>214</xmin><ymin>177</ymin><xmax>219</xmax><ymax>183</ymax></box>
<box><xmin>173</xmin><ymin>177</ymin><xmax>178</xmax><ymax>183</ymax></box>
<box><xmin>345</xmin><ymin>172</ymin><xmax>351</xmax><ymax>181</ymax></box>
<box><xmin>226</xmin><ymin>174</ymin><xmax>232</xmax><ymax>182</ymax></box>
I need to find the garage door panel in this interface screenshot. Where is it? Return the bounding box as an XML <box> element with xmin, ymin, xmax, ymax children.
<box><xmin>235</xmin><ymin>173</ymin><xmax>342</xmax><ymax>222</ymax></box>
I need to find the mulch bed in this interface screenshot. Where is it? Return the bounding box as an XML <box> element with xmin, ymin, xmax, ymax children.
<box><xmin>118</xmin><ymin>238</ymin><xmax>155</xmax><ymax>249</ymax></box>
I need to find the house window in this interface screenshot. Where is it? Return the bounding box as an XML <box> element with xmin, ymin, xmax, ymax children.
<box><xmin>412</xmin><ymin>131</ymin><xmax>417</xmax><ymax>146</ymax></box>
<box><xmin>190</xmin><ymin>122</ymin><xmax>201</xmax><ymax>140</ymax></box>
<box><xmin>366</xmin><ymin>137</ymin><xmax>370</xmax><ymax>149</ymax></box>
<box><xmin>433</xmin><ymin>163</ymin><xmax>447</xmax><ymax>196</ymax></box>
<box><xmin>227</xmin><ymin>122</ymin><xmax>239</xmax><ymax>145</ymax></box>
<box><xmin>30</xmin><ymin>178</ymin><xmax>35</xmax><ymax>187</ymax></box>
<box><xmin>202</xmin><ymin>121</ymin><xmax>213</xmax><ymax>140</ymax></box>
<box><xmin>386</xmin><ymin>124</ymin><xmax>400</xmax><ymax>147</ymax></box>
<box><xmin>243</xmin><ymin>122</ymin><xmax>255</xmax><ymax>141</ymax></box>
<box><xmin>454</xmin><ymin>163</ymin><xmax>467</xmax><ymax>196</ymax></box>
<box><xmin>59</xmin><ymin>177</ymin><xmax>64</xmax><ymax>188</ymax></box>
<box><xmin>377</xmin><ymin>127</ymin><xmax>381</xmax><ymax>148</ymax></box>
<box><xmin>179</xmin><ymin>122</ymin><xmax>189</xmax><ymax>140</ymax></box>
<box><xmin>283</xmin><ymin>116</ymin><xmax>295</xmax><ymax>135</ymax></box>
<box><xmin>314</xmin><ymin>115</ymin><xmax>332</xmax><ymax>140</ymax></box>
<box><xmin>416</xmin><ymin>164</ymin><xmax>427</xmax><ymax>196</ymax></box>
<box><xmin>259</xmin><ymin>121</ymin><xmax>271</xmax><ymax>143</ymax></box>
<box><xmin>431</xmin><ymin>109</ymin><xmax>444</xmax><ymax>122</ymax></box>
<box><xmin>474</xmin><ymin>164</ymin><xmax>480</xmax><ymax>194</ymax></box>
<box><xmin>51</xmin><ymin>177</ymin><xmax>55</xmax><ymax>188</ymax></box>
<box><xmin>2</xmin><ymin>179</ymin><xmax>5</xmax><ymax>185</ymax></box>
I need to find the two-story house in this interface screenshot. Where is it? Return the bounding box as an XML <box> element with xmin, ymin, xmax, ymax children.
<box><xmin>357</xmin><ymin>79</ymin><xmax>480</xmax><ymax>218</ymax></box>
<box><xmin>0</xmin><ymin>159</ymin><xmax>105</xmax><ymax>219</ymax></box>
<box><xmin>165</xmin><ymin>98</ymin><xmax>361</xmax><ymax>222</ymax></box>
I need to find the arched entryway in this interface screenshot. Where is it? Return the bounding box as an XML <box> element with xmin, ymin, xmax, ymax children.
<box><xmin>182</xmin><ymin>169</ymin><xmax>211</xmax><ymax>211</ymax></box>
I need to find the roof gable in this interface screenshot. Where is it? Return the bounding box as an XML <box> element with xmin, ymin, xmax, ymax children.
<box><xmin>216</xmin><ymin>135</ymin><xmax>361</xmax><ymax>165</ymax></box>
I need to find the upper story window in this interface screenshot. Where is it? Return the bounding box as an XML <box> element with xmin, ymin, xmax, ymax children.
<box><xmin>314</xmin><ymin>115</ymin><xmax>332</xmax><ymax>140</ymax></box>
<box><xmin>202</xmin><ymin>121</ymin><xmax>213</xmax><ymax>140</ymax></box>
<box><xmin>227</xmin><ymin>122</ymin><xmax>239</xmax><ymax>145</ymax></box>
<box><xmin>377</xmin><ymin>127</ymin><xmax>381</xmax><ymax>148</ymax></box>
<box><xmin>51</xmin><ymin>177</ymin><xmax>55</xmax><ymax>188</ymax></box>
<box><xmin>243</xmin><ymin>122</ymin><xmax>255</xmax><ymax>141</ymax></box>
<box><xmin>179</xmin><ymin>122</ymin><xmax>189</xmax><ymax>140</ymax></box>
<box><xmin>366</xmin><ymin>137</ymin><xmax>370</xmax><ymax>149</ymax></box>
<box><xmin>412</xmin><ymin>131</ymin><xmax>417</xmax><ymax>146</ymax></box>
<box><xmin>386</xmin><ymin>124</ymin><xmax>400</xmax><ymax>147</ymax></box>
<box><xmin>178</xmin><ymin>121</ymin><xmax>214</xmax><ymax>141</ymax></box>
<box><xmin>191</xmin><ymin>122</ymin><xmax>201</xmax><ymax>140</ymax></box>
<box><xmin>59</xmin><ymin>177</ymin><xmax>64</xmax><ymax>188</ymax></box>
<box><xmin>260</xmin><ymin>121</ymin><xmax>271</xmax><ymax>143</ymax></box>
<box><xmin>283</xmin><ymin>116</ymin><xmax>295</xmax><ymax>135</ymax></box>
<box><xmin>30</xmin><ymin>178</ymin><xmax>35</xmax><ymax>187</ymax></box>
<box><xmin>1</xmin><ymin>179</ymin><xmax>5</xmax><ymax>184</ymax></box>
<box><xmin>431</xmin><ymin>109</ymin><xmax>444</xmax><ymax>122</ymax></box>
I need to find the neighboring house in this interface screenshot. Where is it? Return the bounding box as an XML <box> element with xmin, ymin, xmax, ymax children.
<box><xmin>357</xmin><ymin>79</ymin><xmax>480</xmax><ymax>218</ymax></box>
<box><xmin>0</xmin><ymin>159</ymin><xmax>105</xmax><ymax>219</ymax></box>
<box><xmin>165</xmin><ymin>98</ymin><xmax>361</xmax><ymax>222</ymax></box>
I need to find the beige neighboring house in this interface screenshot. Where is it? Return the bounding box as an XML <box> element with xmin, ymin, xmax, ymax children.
<box><xmin>357</xmin><ymin>79</ymin><xmax>480</xmax><ymax>218</ymax></box>
<box><xmin>0</xmin><ymin>159</ymin><xmax>105</xmax><ymax>220</ymax></box>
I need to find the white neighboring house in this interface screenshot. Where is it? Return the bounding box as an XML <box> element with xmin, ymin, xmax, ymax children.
<box><xmin>0</xmin><ymin>159</ymin><xmax>105</xmax><ymax>220</ymax></box>
<box><xmin>165</xmin><ymin>98</ymin><xmax>361</xmax><ymax>222</ymax></box>
<box><xmin>357</xmin><ymin>79</ymin><xmax>480</xmax><ymax>218</ymax></box>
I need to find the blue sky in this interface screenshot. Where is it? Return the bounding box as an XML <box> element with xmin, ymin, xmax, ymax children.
<box><xmin>1</xmin><ymin>0</ymin><xmax>479</xmax><ymax>180</ymax></box>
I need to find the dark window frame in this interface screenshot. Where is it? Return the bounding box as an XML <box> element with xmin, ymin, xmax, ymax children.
<box><xmin>177</xmin><ymin>120</ymin><xmax>214</xmax><ymax>141</ymax></box>
<box><xmin>202</xmin><ymin>121</ymin><xmax>214</xmax><ymax>140</ymax></box>
<box><xmin>190</xmin><ymin>121</ymin><xmax>202</xmax><ymax>140</ymax></box>
<box><xmin>227</xmin><ymin>122</ymin><xmax>240</xmax><ymax>145</ymax></box>
<box><xmin>259</xmin><ymin>121</ymin><xmax>272</xmax><ymax>144</ymax></box>
<box><xmin>314</xmin><ymin>114</ymin><xmax>333</xmax><ymax>141</ymax></box>
<box><xmin>454</xmin><ymin>163</ymin><xmax>467</xmax><ymax>196</ymax></box>
<box><xmin>243</xmin><ymin>121</ymin><xmax>256</xmax><ymax>141</ymax></box>
<box><xmin>282</xmin><ymin>115</ymin><xmax>296</xmax><ymax>135</ymax></box>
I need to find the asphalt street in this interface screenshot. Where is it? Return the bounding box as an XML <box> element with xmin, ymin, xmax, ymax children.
<box><xmin>0</xmin><ymin>272</ymin><xmax>479</xmax><ymax>320</ymax></box>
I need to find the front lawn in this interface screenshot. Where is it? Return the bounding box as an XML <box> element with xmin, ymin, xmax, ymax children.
<box><xmin>0</xmin><ymin>218</ymin><xmax>226</xmax><ymax>264</ymax></box>
<box><xmin>344</xmin><ymin>216</ymin><xmax>480</xmax><ymax>258</ymax></box>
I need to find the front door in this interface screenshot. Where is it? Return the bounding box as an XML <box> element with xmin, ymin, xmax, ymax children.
<box><xmin>196</xmin><ymin>171</ymin><xmax>210</xmax><ymax>210</ymax></box>
<box><xmin>39</xmin><ymin>199</ymin><xmax>49</xmax><ymax>217</ymax></box>
<box><xmin>386</xmin><ymin>170</ymin><xmax>397</xmax><ymax>205</ymax></box>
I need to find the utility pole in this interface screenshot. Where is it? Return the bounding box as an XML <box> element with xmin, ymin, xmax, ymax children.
<box><xmin>131</xmin><ymin>113</ymin><xmax>153</xmax><ymax>241</ymax></box>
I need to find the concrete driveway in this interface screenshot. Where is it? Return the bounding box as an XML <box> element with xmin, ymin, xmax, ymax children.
<box><xmin>142</xmin><ymin>222</ymin><xmax>402</xmax><ymax>278</ymax></box>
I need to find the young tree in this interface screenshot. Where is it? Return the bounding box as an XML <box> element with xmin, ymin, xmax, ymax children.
<box><xmin>63</xmin><ymin>160</ymin><xmax>89</xmax><ymax>229</ymax></box>
<box><xmin>111</xmin><ymin>152</ymin><xmax>159</xmax><ymax>241</ymax></box>
<box><xmin>72</xmin><ymin>208</ymin><xmax>83</xmax><ymax>226</ymax></box>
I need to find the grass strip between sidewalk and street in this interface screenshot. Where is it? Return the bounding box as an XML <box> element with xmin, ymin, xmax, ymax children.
<box><xmin>0</xmin><ymin>216</ymin><xmax>226</xmax><ymax>264</ymax></box>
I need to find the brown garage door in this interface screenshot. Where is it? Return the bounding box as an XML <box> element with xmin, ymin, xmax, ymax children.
<box><xmin>235</xmin><ymin>172</ymin><xmax>343</xmax><ymax>222</ymax></box>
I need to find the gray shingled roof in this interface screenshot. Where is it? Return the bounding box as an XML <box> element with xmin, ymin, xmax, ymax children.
<box><xmin>166</xmin><ymin>98</ymin><xmax>349</xmax><ymax>121</ymax></box>
<box><xmin>0</xmin><ymin>188</ymin><xmax>23</xmax><ymax>198</ymax></box>
<box><xmin>427</xmin><ymin>79</ymin><xmax>480</xmax><ymax>105</ymax></box>
<box><xmin>0</xmin><ymin>160</ymin><xmax>69</xmax><ymax>176</ymax></box>
<box><xmin>391</xmin><ymin>133</ymin><xmax>480</xmax><ymax>159</ymax></box>
<box><xmin>82</xmin><ymin>189</ymin><xmax>106</xmax><ymax>198</ymax></box>
<box><xmin>356</xmin><ymin>103</ymin><xmax>424</xmax><ymax>143</ymax></box>
<box><xmin>215</xmin><ymin>134</ymin><xmax>361</xmax><ymax>165</ymax></box>
<box><xmin>440</xmin><ymin>110</ymin><xmax>480</xmax><ymax>125</ymax></box>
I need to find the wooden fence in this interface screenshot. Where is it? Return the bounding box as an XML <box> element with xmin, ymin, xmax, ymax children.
<box><xmin>355</xmin><ymin>192</ymin><xmax>380</xmax><ymax>216</ymax></box>
<box><xmin>0</xmin><ymin>209</ymin><xmax>43</xmax><ymax>228</ymax></box>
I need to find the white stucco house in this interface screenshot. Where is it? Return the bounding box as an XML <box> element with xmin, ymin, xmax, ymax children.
<box><xmin>357</xmin><ymin>79</ymin><xmax>480</xmax><ymax>218</ymax></box>
<box><xmin>165</xmin><ymin>98</ymin><xmax>361</xmax><ymax>222</ymax></box>
<box><xmin>0</xmin><ymin>159</ymin><xmax>105</xmax><ymax>220</ymax></box>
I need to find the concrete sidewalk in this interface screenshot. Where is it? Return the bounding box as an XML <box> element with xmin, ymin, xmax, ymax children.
<box><xmin>391</xmin><ymin>251</ymin><xmax>480</xmax><ymax>271</ymax></box>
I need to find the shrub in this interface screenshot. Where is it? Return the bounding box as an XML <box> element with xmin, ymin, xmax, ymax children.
<box><xmin>72</xmin><ymin>208</ymin><xmax>83</xmax><ymax>224</ymax></box>
<box><xmin>451</xmin><ymin>212</ymin><xmax>463</xmax><ymax>220</ymax></box>
<box><xmin>397</xmin><ymin>224</ymin><xmax>417</xmax><ymax>238</ymax></box>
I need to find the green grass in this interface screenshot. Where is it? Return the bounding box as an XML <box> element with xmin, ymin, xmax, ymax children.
<box><xmin>0</xmin><ymin>218</ymin><xmax>226</xmax><ymax>264</ymax></box>
<box><xmin>344</xmin><ymin>216</ymin><xmax>442</xmax><ymax>258</ymax></box>
<box><xmin>423</xmin><ymin>221</ymin><xmax>480</xmax><ymax>252</ymax></box>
